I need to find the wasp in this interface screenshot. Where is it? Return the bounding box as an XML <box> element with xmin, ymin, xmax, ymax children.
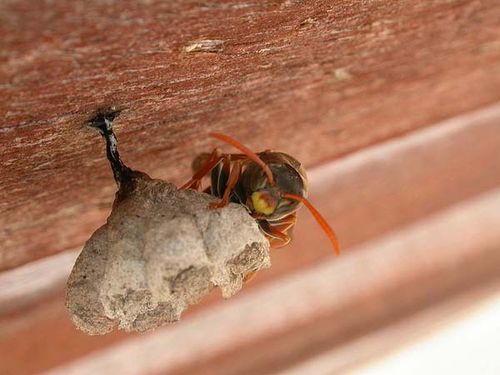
<box><xmin>182</xmin><ymin>133</ymin><xmax>341</xmax><ymax>255</ymax></box>
<box><xmin>89</xmin><ymin>110</ymin><xmax>339</xmax><ymax>254</ymax></box>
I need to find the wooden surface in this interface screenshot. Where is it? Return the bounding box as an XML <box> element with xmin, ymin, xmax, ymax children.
<box><xmin>22</xmin><ymin>177</ymin><xmax>500</xmax><ymax>375</ymax></box>
<box><xmin>1</xmin><ymin>0</ymin><xmax>500</xmax><ymax>270</ymax></box>
<box><xmin>1</xmin><ymin>1</ymin><xmax>500</xmax><ymax>374</ymax></box>
<box><xmin>1</xmin><ymin>105</ymin><xmax>500</xmax><ymax>375</ymax></box>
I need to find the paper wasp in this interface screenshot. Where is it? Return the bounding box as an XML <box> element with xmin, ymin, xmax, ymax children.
<box><xmin>88</xmin><ymin>109</ymin><xmax>339</xmax><ymax>255</ymax></box>
<box><xmin>182</xmin><ymin>133</ymin><xmax>341</xmax><ymax>255</ymax></box>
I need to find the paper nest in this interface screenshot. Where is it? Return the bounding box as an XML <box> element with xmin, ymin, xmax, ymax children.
<box><xmin>66</xmin><ymin>172</ymin><xmax>270</xmax><ymax>335</ymax></box>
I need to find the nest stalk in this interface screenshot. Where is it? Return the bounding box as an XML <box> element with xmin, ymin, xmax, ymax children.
<box><xmin>89</xmin><ymin>110</ymin><xmax>131</xmax><ymax>188</ymax></box>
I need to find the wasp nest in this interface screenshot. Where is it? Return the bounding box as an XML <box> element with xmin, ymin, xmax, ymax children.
<box><xmin>66</xmin><ymin>113</ymin><xmax>270</xmax><ymax>335</ymax></box>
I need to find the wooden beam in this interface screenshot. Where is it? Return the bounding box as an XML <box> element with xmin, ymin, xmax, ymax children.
<box><xmin>1</xmin><ymin>104</ymin><xmax>499</xmax><ymax>374</ymax></box>
<box><xmin>1</xmin><ymin>0</ymin><xmax>500</xmax><ymax>270</ymax></box>
<box><xmin>43</xmin><ymin>188</ymin><xmax>500</xmax><ymax>375</ymax></box>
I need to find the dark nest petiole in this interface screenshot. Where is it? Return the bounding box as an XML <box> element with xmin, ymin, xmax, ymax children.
<box><xmin>88</xmin><ymin>109</ymin><xmax>131</xmax><ymax>187</ymax></box>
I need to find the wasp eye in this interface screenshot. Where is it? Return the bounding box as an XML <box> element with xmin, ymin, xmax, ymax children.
<box><xmin>251</xmin><ymin>191</ymin><xmax>277</xmax><ymax>215</ymax></box>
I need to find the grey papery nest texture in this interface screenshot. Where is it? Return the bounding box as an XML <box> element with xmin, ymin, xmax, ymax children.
<box><xmin>66</xmin><ymin>171</ymin><xmax>270</xmax><ymax>335</ymax></box>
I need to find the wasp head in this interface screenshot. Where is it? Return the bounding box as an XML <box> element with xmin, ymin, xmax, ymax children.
<box><xmin>208</xmin><ymin>133</ymin><xmax>340</xmax><ymax>255</ymax></box>
<box><xmin>242</xmin><ymin>152</ymin><xmax>308</xmax><ymax>221</ymax></box>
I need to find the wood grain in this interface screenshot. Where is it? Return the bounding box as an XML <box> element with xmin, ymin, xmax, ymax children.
<box><xmin>1</xmin><ymin>105</ymin><xmax>499</xmax><ymax>375</ymax></box>
<box><xmin>1</xmin><ymin>0</ymin><xmax>500</xmax><ymax>270</ymax></box>
<box><xmin>43</xmin><ymin>189</ymin><xmax>500</xmax><ymax>375</ymax></box>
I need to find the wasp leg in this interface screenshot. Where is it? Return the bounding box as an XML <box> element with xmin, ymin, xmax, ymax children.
<box><xmin>209</xmin><ymin>160</ymin><xmax>242</xmax><ymax>209</ymax></box>
<box><xmin>181</xmin><ymin>148</ymin><xmax>224</xmax><ymax>190</ymax></box>
<box><xmin>268</xmin><ymin>233</ymin><xmax>291</xmax><ymax>248</ymax></box>
<box><xmin>243</xmin><ymin>271</ymin><xmax>257</xmax><ymax>283</ymax></box>
<box><xmin>243</xmin><ymin>214</ymin><xmax>297</xmax><ymax>283</ymax></box>
<box><xmin>264</xmin><ymin>213</ymin><xmax>298</xmax><ymax>249</ymax></box>
<box><xmin>273</xmin><ymin>213</ymin><xmax>298</xmax><ymax>232</ymax></box>
<box><xmin>89</xmin><ymin>110</ymin><xmax>131</xmax><ymax>187</ymax></box>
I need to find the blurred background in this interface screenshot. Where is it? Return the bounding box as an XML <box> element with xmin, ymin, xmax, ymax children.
<box><xmin>1</xmin><ymin>1</ymin><xmax>500</xmax><ymax>374</ymax></box>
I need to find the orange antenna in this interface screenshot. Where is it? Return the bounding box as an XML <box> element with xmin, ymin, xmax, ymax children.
<box><xmin>282</xmin><ymin>193</ymin><xmax>341</xmax><ymax>256</ymax></box>
<box><xmin>209</xmin><ymin>132</ymin><xmax>275</xmax><ymax>186</ymax></box>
